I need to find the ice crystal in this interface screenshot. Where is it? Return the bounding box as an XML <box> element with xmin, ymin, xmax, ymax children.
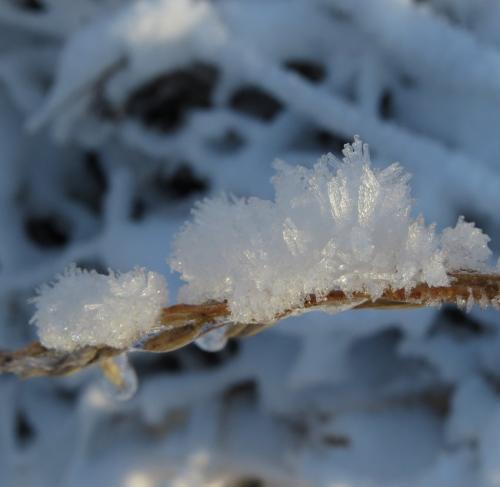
<box><xmin>441</xmin><ymin>216</ymin><xmax>491</xmax><ymax>271</ymax></box>
<box><xmin>171</xmin><ymin>137</ymin><xmax>492</xmax><ymax>323</ymax></box>
<box><xmin>99</xmin><ymin>353</ymin><xmax>138</xmax><ymax>402</ymax></box>
<box><xmin>194</xmin><ymin>325</ymin><xmax>229</xmax><ymax>352</ymax></box>
<box><xmin>30</xmin><ymin>265</ymin><xmax>168</xmax><ymax>351</ymax></box>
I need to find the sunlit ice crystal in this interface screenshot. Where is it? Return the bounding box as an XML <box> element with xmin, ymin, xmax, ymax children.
<box><xmin>30</xmin><ymin>265</ymin><xmax>168</xmax><ymax>351</ymax></box>
<box><xmin>171</xmin><ymin>137</ymin><xmax>493</xmax><ymax>324</ymax></box>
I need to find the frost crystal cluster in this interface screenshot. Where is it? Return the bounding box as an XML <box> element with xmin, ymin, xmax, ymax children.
<box><xmin>172</xmin><ymin>138</ymin><xmax>491</xmax><ymax>323</ymax></box>
<box><xmin>31</xmin><ymin>266</ymin><xmax>168</xmax><ymax>351</ymax></box>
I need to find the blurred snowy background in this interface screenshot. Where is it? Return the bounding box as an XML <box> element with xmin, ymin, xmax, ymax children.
<box><xmin>2</xmin><ymin>0</ymin><xmax>500</xmax><ymax>485</ymax></box>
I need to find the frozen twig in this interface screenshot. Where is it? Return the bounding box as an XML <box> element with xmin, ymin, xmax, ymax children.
<box><xmin>2</xmin><ymin>271</ymin><xmax>500</xmax><ymax>379</ymax></box>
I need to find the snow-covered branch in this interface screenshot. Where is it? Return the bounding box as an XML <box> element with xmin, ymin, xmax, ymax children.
<box><xmin>1</xmin><ymin>138</ymin><xmax>499</xmax><ymax>383</ymax></box>
<box><xmin>2</xmin><ymin>270</ymin><xmax>500</xmax><ymax>379</ymax></box>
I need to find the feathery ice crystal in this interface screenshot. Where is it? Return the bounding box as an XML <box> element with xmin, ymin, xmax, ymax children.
<box><xmin>171</xmin><ymin>137</ymin><xmax>492</xmax><ymax>323</ymax></box>
<box><xmin>30</xmin><ymin>266</ymin><xmax>168</xmax><ymax>351</ymax></box>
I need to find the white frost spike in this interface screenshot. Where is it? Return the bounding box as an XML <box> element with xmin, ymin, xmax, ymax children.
<box><xmin>358</xmin><ymin>164</ymin><xmax>380</xmax><ymax>225</ymax></box>
<box><xmin>195</xmin><ymin>326</ymin><xmax>228</xmax><ymax>352</ymax></box>
<box><xmin>100</xmin><ymin>354</ymin><xmax>138</xmax><ymax>402</ymax></box>
<box><xmin>171</xmin><ymin>137</ymin><xmax>492</xmax><ymax>324</ymax></box>
<box><xmin>283</xmin><ymin>218</ymin><xmax>307</xmax><ymax>256</ymax></box>
<box><xmin>30</xmin><ymin>265</ymin><xmax>168</xmax><ymax>351</ymax></box>
<box><xmin>442</xmin><ymin>216</ymin><xmax>491</xmax><ymax>271</ymax></box>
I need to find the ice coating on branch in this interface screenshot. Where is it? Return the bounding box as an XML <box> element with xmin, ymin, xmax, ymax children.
<box><xmin>195</xmin><ymin>325</ymin><xmax>229</xmax><ymax>352</ymax></box>
<box><xmin>99</xmin><ymin>354</ymin><xmax>139</xmax><ymax>402</ymax></box>
<box><xmin>171</xmin><ymin>137</ymin><xmax>492</xmax><ymax>323</ymax></box>
<box><xmin>30</xmin><ymin>266</ymin><xmax>168</xmax><ymax>351</ymax></box>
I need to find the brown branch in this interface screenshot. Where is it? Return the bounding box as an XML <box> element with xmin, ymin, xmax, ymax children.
<box><xmin>0</xmin><ymin>342</ymin><xmax>121</xmax><ymax>378</ymax></box>
<box><xmin>2</xmin><ymin>271</ymin><xmax>500</xmax><ymax>379</ymax></box>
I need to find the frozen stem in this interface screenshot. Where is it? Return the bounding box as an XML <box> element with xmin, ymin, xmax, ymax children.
<box><xmin>2</xmin><ymin>271</ymin><xmax>500</xmax><ymax>379</ymax></box>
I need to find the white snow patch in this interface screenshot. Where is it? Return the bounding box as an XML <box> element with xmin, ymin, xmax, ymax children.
<box><xmin>30</xmin><ymin>265</ymin><xmax>168</xmax><ymax>351</ymax></box>
<box><xmin>28</xmin><ymin>0</ymin><xmax>226</xmax><ymax>131</ymax></box>
<box><xmin>171</xmin><ymin>137</ymin><xmax>492</xmax><ymax>323</ymax></box>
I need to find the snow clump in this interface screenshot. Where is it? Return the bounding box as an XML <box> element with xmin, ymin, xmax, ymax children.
<box><xmin>30</xmin><ymin>266</ymin><xmax>168</xmax><ymax>351</ymax></box>
<box><xmin>171</xmin><ymin>137</ymin><xmax>492</xmax><ymax>324</ymax></box>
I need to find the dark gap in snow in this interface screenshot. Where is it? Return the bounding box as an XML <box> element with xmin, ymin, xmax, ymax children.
<box><xmin>418</xmin><ymin>386</ymin><xmax>454</xmax><ymax>417</ymax></box>
<box><xmin>92</xmin><ymin>68</ymin><xmax>127</xmax><ymax>122</ymax></box>
<box><xmin>24</xmin><ymin>214</ymin><xmax>70</xmax><ymax>248</ymax></box>
<box><xmin>13</xmin><ymin>0</ymin><xmax>45</xmax><ymax>12</ymax></box>
<box><xmin>378</xmin><ymin>89</ymin><xmax>394</xmax><ymax>120</ymax></box>
<box><xmin>228</xmin><ymin>85</ymin><xmax>283</xmax><ymax>121</ymax></box>
<box><xmin>315</xmin><ymin>129</ymin><xmax>349</xmax><ymax>153</ymax></box>
<box><xmin>132</xmin><ymin>163</ymin><xmax>209</xmax><ymax>219</ymax></box>
<box><xmin>85</xmin><ymin>151</ymin><xmax>108</xmax><ymax>191</ymax></box>
<box><xmin>224</xmin><ymin>379</ymin><xmax>257</xmax><ymax>401</ymax></box>
<box><xmin>133</xmin><ymin>351</ymin><xmax>183</xmax><ymax>376</ymax></box>
<box><xmin>188</xmin><ymin>339</ymin><xmax>240</xmax><ymax>369</ymax></box>
<box><xmin>349</xmin><ymin>326</ymin><xmax>403</xmax><ymax>357</ymax></box>
<box><xmin>83</xmin><ymin>151</ymin><xmax>108</xmax><ymax>213</ymax></box>
<box><xmin>130</xmin><ymin>197</ymin><xmax>147</xmax><ymax>221</ymax></box>
<box><xmin>157</xmin><ymin>164</ymin><xmax>209</xmax><ymax>200</ymax></box>
<box><xmin>429</xmin><ymin>306</ymin><xmax>488</xmax><ymax>338</ymax></box>
<box><xmin>348</xmin><ymin>326</ymin><xmax>436</xmax><ymax>387</ymax></box>
<box><xmin>400</xmin><ymin>73</ymin><xmax>417</xmax><ymax>89</ymax></box>
<box><xmin>125</xmin><ymin>62</ymin><xmax>219</xmax><ymax>132</ymax></box>
<box><xmin>54</xmin><ymin>387</ymin><xmax>79</xmax><ymax>404</ymax></box>
<box><xmin>226</xmin><ymin>338</ymin><xmax>239</xmax><ymax>355</ymax></box>
<box><xmin>205</xmin><ymin>129</ymin><xmax>246</xmax><ymax>154</ymax></box>
<box><xmin>413</xmin><ymin>0</ymin><xmax>464</xmax><ymax>27</ymax></box>
<box><xmin>322</xmin><ymin>433</ymin><xmax>351</xmax><ymax>448</ymax></box>
<box><xmin>434</xmin><ymin>5</ymin><xmax>462</xmax><ymax>26</ymax></box>
<box><xmin>284</xmin><ymin>59</ymin><xmax>326</xmax><ymax>83</ymax></box>
<box><xmin>36</xmin><ymin>72</ymin><xmax>54</xmax><ymax>95</ymax></box>
<box><xmin>289</xmin><ymin>126</ymin><xmax>349</xmax><ymax>154</ymax></box>
<box><xmin>15</xmin><ymin>410</ymin><xmax>36</xmax><ymax>448</ymax></box>
<box><xmin>223</xmin><ymin>380</ymin><xmax>258</xmax><ymax>412</ymax></box>
<box><xmin>228</xmin><ymin>477</ymin><xmax>264</xmax><ymax>487</ymax></box>
<box><xmin>93</xmin><ymin>91</ymin><xmax>120</xmax><ymax>121</ymax></box>
<box><xmin>481</xmin><ymin>372</ymin><xmax>500</xmax><ymax>397</ymax></box>
<box><xmin>320</xmin><ymin>3</ymin><xmax>352</xmax><ymax>22</ymax></box>
<box><xmin>66</xmin><ymin>151</ymin><xmax>108</xmax><ymax>215</ymax></box>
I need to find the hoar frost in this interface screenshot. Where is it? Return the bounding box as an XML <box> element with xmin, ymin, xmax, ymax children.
<box><xmin>171</xmin><ymin>137</ymin><xmax>492</xmax><ymax>323</ymax></box>
<box><xmin>31</xmin><ymin>266</ymin><xmax>168</xmax><ymax>351</ymax></box>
